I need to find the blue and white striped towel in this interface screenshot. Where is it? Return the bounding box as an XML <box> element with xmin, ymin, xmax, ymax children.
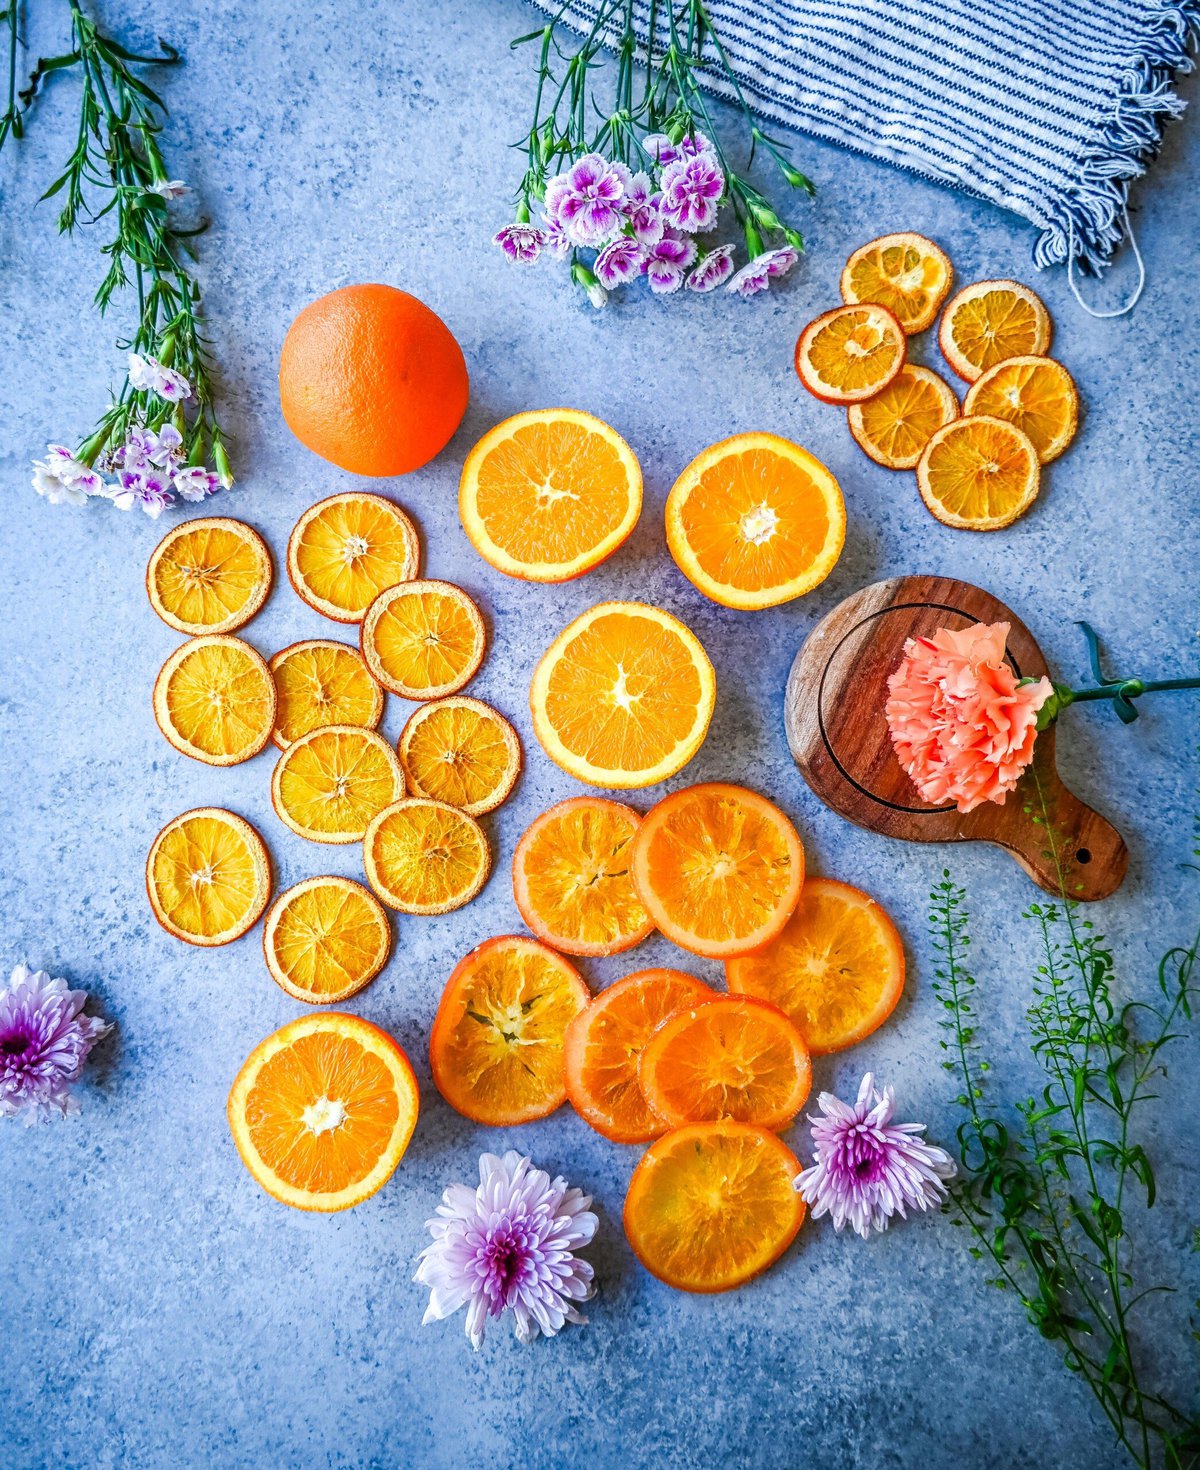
<box><xmin>539</xmin><ymin>0</ymin><xmax>1200</xmax><ymax>271</ymax></box>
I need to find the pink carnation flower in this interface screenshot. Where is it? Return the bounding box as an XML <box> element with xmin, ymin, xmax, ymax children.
<box><xmin>726</xmin><ymin>246</ymin><xmax>800</xmax><ymax>298</ymax></box>
<box><xmin>643</xmin><ymin>233</ymin><xmax>697</xmax><ymax>294</ymax></box>
<box><xmin>659</xmin><ymin>153</ymin><xmax>725</xmax><ymax>233</ymax></box>
<box><xmin>493</xmin><ymin>223</ymin><xmax>547</xmax><ymax>264</ymax></box>
<box><xmin>686</xmin><ymin>244</ymin><xmax>737</xmax><ymax>292</ymax></box>
<box><xmin>545</xmin><ymin>154</ymin><xmax>631</xmax><ymax>247</ymax></box>
<box><xmin>623</xmin><ymin>172</ymin><xmax>664</xmax><ymax>245</ymax></box>
<box><xmin>595</xmin><ymin>236</ymin><xmax>645</xmax><ymax>288</ymax></box>
<box><xmin>885</xmin><ymin>621</ymin><xmax>1053</xmax><ymax>814</ymax></box>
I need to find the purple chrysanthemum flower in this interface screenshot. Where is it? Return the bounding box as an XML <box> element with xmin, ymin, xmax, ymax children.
<box><xmin>686</xmin><ymin>244</ymin><xmax>738</xmax><ymax>293</ymax></box>
<box><xmin>415</xmin><ymin>1151</ymin><xmax>598</xmax><ymax>1349</ymax></box>
<box><xmin>595</xmin><ymin>236</ymin><xmax>645</xmax><ymax>289</ymax></box>
<box><xmin>643</xmin><ymin>233</ymin><xmax>698</xmax><ymax>294</ymax></box>
<box><xmin>493</xmin><ymin>222</ymin><xmax>547</xmax><ymax>265</ymax></box>
<box><xmin>623</xmin><ymin>172</ymin><xmax>664</xmax><ymax>245</ymax></box>
<box><xmin>0</xmin><ymin>964</ymin><xmax>111</xmax><ymax>1125</ymax></box>
<box><xmin>794</xmin><ymin>1073</ymin><xmax>956</xmax><ymax>1239</ymax></box>
<box><xmin>660</xmin><ymin>153</ymin><xmax>725</xmax><ymax>233</ymax></box>
<box><xmin>726</xmin><ymin>246</ymin><xmax>800</xmax><ymax>298</ymax></box>
<box><xmin>546</xmin><ymin>154</ymin><xmax>631</xmax><ymax>248</ymax></box>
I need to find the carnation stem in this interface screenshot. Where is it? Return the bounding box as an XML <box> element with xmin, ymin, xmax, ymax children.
<box><xmin>1039</xmin><ymin>623</ymin><xmax>1200</xmax><ymax>726</ymax></box>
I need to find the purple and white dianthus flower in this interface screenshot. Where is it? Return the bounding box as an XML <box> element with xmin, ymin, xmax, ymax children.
<box><xmin>173</xmin><ymin>466</ymin><xmax>222</xmax><ymax>502</ymax></box>
<box><xmin>546</xmin><ymin>153</ymin><xmax>631</xmax><ymax>247</ymax></box>
<box><xmin>113</xmin><ymin>422</ymin><xmax>184</xmax><ymax>475</ymax></box>
<box><xmin>493</xmin><ymin>222</ymin><xmax>547</xmax><ymax>264</ymax></box>
<box><xmin>31</xmin><ymin>444</ymin><xmax>108</xmax><ymax>506</ymax></box>
<box><xmin>0</xmin><ymin>963</ymin><xmax>112</xmax><ymax>1125</ymax></box>
<box><xmin>686</xmin><ymin>244</ymin><xmax>738</xmax><ymax>293</ymax></box>
<box><xmin>127</xmin><ymin>351</ymin><xmax>192</xmax><ymax>403</ymax></box>
<box><xmin>622</xmin><ymin>172</ymin><xmax>664</xmax><ymax>245</ymax></box>
<box><xmin>595</xmin><ymin>236</ymin><xmax>646</xmax><ymax>289</ymax></box>
<box><xmin>659</xmin><ymin>153</ymin><xmax>725</xmax><ymax>233</ymax></box>
<box><xmin>145</xmin><ymin>178</ymin><xmax>188</xmax><ymax>200</ymax></box>
<box><xmin>642</xmin><ymin>130</ymin><xmax>715</xmax><ymax>167</ymax></box>
<box><xmin>727</xmin><ymin>245</ymin><xmax>800</xmax><ymax>298</ymax></box>
<box><xmin>642</xmin><ymin>232</ymin><xmax>697</xmax><ymax>294</ymax></box>
<box><xmin>112</xmin><ymin>465</ymin><xmax>175</xmax><ymax>518</ymax></box>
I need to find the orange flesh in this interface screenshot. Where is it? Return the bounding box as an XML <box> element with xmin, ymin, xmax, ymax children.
<box><xmin>150</xmin><ymin>812</ymin><xmax>266</xmax><ymax>939</ymax></box>
<box><xmin>945</xmin><ymin>289</ymin><xmax>1048</xmax><ymax>375</ymax></box>
<box><xmin>157</xmin><ymin>639</ymin><xmax>275</xmax><ymax>761</ymax></box>
<box><xmin>843</xmin><ymin>238</ymin><xmax>949</xmax><ymax>331</ymax></box>
<box><xmin>963</xmin><ymin>357</ymin><xmax>1076</xmax><ymax>462</ymax></box>
<box><xmin>804</xmin><ymin>307</ymin><xmax>903</xmax><ymax>394</ymax></box>
<box><xmin>921</xmin><ymin>417</ymin><xmax>1038</xmax><ymax>522</ymax></box>
<box><xmin>267</xmin><ymin>880</ymin><xmax>389</xmax><ymax>1000</ymax></box>
<box><xmin>291</xmin><ymin>495</ymin><xmax>418</xmax><ymax>619</ymax></box>
<box><xmin>151</xmin><ymin>522</ymin><xmax>268</xmax><ymax>630</ymax></box>
<box><xmin>271</xmin><ymin>641</ymin><xmax>382</xmax><ymax>747</ymax></box>
<box><xmin>365</xmin><ymin>799</ymin><xmax>488</xmax><ymax>913</ymax></box>
<box><xmin>851</xmin><ymin>366</ymin><xmax>958</xmax><ymax>468</ymax></box>
<box><xmin>400</xmin><ymin>700</ymin><xmax>517</xmax><ymax>812</ymax></box>
<box><xmin>274</xmin><ymin>728</ymin><xmax>403</xmax><ymax>841</ymax></box>
<box><xmin>366</xmin><ymin>584</ymin><xmax>483</xmax><ymax>696</ymax></box>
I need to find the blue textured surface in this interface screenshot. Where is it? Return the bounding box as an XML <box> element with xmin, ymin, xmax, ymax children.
<box><xmin>1</xmin><ymin>4</ymin><xmax>1198</xmax><ymax>1468</ymax></box>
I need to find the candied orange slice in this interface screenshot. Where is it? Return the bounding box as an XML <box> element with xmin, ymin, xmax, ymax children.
<box><xmin>795</xmin><ymin>302</ymin><xmax>906</xmax><ymax>404</ymax></box>
<box><xmin>397</xmin><ymin>696</ymin><xmax>520</xmax><ymax>815</ymax></box>
<box><xmin>287</xmin><ymin>491</ymin><xmax>419</xmax><ymax>622</ymax></box>
<box><xmin>840</xmin><ymin>232</ymin><xmax>953</xmax><ymax>334</ymax></box>
<box><xmin>624</xmin><ymin>1121</ymin><xmax>805</xmax><ymax>1293</ymax></box>
<box><xmin>227</xmin><ymin>1013</ymin><xmax>419</xmax><ymax>1212</ymax></box>
<box><xmin>726</xmin><ymin>878</ymin><xmax>905</xmax><ymax>1053</ymax></box>
<box><xmin>630</xmin><ymin>783</ymin><xmax>805</xmax><ymax>959</ymax></box>
<box><xmin>147</xmin><ymin>807</ymin><xmax>271</xmax><ymax>946</ymax></box>
<box><xmin>459</xmin><ymin>408</ymin><xmax>642</xmax><ymax>582</ymax></box>
<box><xmin>530</xmin><ymin>601</ymin><xmax>716</xmax><ymax>789</ymax></box>
<box><xmin>360</xmin><ymin>578</ymin><xmax>485</xmax><ymax>699</ymax></box>
<box><xmin>512</xmin><ymin>796</ymin><xmax>652</xmax><ymax>957</ymax></box>
<box><xmin>147</xmin><ymin>517</ymin><xmax>272</xmax><ymax>635</ymax></box>
<box><xmin>263</xmin><ymin>875</ymin><xmax>391</xmax><ymax>1004</ymax></box>
<box><xmin>363</xmin><ymin>797</ymin><xmax>489</xmax><ymax>915</ymax></box>
<box><xmin>268</xmin><ymin>638</ymin><xmax>384</xmax><ymax>750</ymax></box>
<box><xmin>847</xmin><ymin>364</ymin><xmax>959</xmax><ymax>470</ymax></box>
<box><xmin>665</xmin><ymin>433</ymin><xmax>845</xmax><ymax>610</ymax></box>
<box><xmin>938</xmin><ymin>279</ymin><xmax>1051</xmax><ymax>383</ymax></box>
<box><xmin>271</xmin><ymin>724</ymin><xmax>404</xmax><ymax>844</ymax></box>
<box><xmin>963</xmin><ymin>355</ymin><xmax>1079</xmax><ymax>464</ymax></box>
<box><xmin>917</xmin><ymin>414</ymin><xmax>1040</xmax><ymax>531</ymax></box>
<box><xmin>429</xmin><ymin>935</ymin><xmax>590</xmax><ymax>1125</ymax></box>
<box><xmin>153</xmin><ymin>634</ymin><xmax>277</xmax><ymax>766</ymax></box>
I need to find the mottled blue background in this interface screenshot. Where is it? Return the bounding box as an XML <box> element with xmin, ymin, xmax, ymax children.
<box><xmin>2</xmin><ymin>3</ymin><xmax>1198</xmax><ymax>1468</ymax></box>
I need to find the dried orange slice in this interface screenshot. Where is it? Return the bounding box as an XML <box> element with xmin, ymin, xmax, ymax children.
<box><xmin>429</xmin><ymin>935</ymin><xmax>590</xmax><ymax>1125</ymax></box>
<box><xmin>939</xmin><ymin>279</ymin><xmax>1052</xmax><ymax>383</ymax></box>
<box><xmin>360</xmin><ymin>579</ymin><xmax>485</xmax><ymax>699</ymax></box>
<box><xmin>147</xmin><ymin>517</ymin><xmax>272</xmax><ymax>635</ymax></box>
<box><xmin>363</xmin><ymin>797</ymin><xmax>489</xmax><ymax>914</ymax></box>
<box><xmin>630</xmin><ymin>783</ymin><xmax>805</xmax><ymax>959</ymax></box>
<box><xmin>962</xmin><ymin>355</ymin><xmax>1079</xmax><ymax>464</ymax></box>
<box><xmin>795</xmin><ymin>302</ymin><xmax>906</xmax><ymax>404</ymax></box>
<box><xmin>840</xmin><ymin>232</ymin><xmax>953</xmax><ymax>334</ymax></box>
<box><xmin>397</xmin><ymin>696</ymin><xmax>520</xmax><ymax>815</ymax></box>
<box><xmin>665</xmin><ymin>433</ymin><xmax>845</xmax><ymax>610</ymax></box>
<box><xmin>847</xmin><ymin>364</ymin><xmax>959</xmax><ymax>470</ymax></box>
<box><xmin>147</xmin><ymin>807</ymin><xmax>271</xmax><ymax>946</ymax></box>
<box><xmin>459</xmin><ymin>408</ymin><xmax>642</xmax><ymax>582</ymax></box>
<box><xmin>152</xmin><ymin>634</ymin><xmax>277</xmax><ymax>766</ymax></box>
<box><xmin>639</xmin><ymin>995</ymin><xmax>811</xmax><ymax>1131</ymax></box>
<box><xmin>917</xmin><ymin>414</ymin><xmax>1040</xmax><ymax>531</ymax></box>
<box><xmin>530</xmin><ymin>601</ymin><xmax>715</xmax><ymax>789</ymax></box>
<box><xmin>726</xmin><ymin>878</ymin><xmax>905</xmax><ymax>1053</ymax></box>
<box><xmin>227</xmin><ymin>1013</ymin><xmax>419</xmax><ymax>1212</ymax></box>
<box><xmin>268</xmin><ymin>639</ymin><xmax>384</xmax><ymax>750</ymax></box>
<box><xmin>624</xmin><ymin>1121</ymin><xmax>804</xmax><ymax>1293</ymax></box>
<box><xmin>564</xmin><ymin>969</ymin><xmax>713</xmax><ymax>1143</ymax></box>
<box><xmin>512</xmin><ymin>797</ymin><xmax>653</xmax><ymax>957</ymax></box>
<box><xmin>262</xmin><ymin>875</ymin><xmax>391</xmax><ymax>1004</ymax></box>
<box><xmin>271</xmin><ymin>724</ymin><xmax>404</xmax><ymax>844</ymax></box>
<box><xmin>287</xmin><ymin>491</ymin><xmax>419</xmax><ymax>623</ymax></box>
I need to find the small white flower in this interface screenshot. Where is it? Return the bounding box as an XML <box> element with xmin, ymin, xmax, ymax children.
<box><xmin>145</xmin><ymin>178</ymin><xmax>187</xmax><ymax>200</ymax></box>
<box><xmin>31</xmin><ymin>445</ymin><xmax>109</xmax><ymax>506</ymax></box>
<box><xmin>127</xmin><ymin>352</ymin><xmax>192</xmax><ymax>403</ymax></box>
<box><xmin>585</xmin><ymin>280</ymin><xmax>608</xmax><ymax>310</ymax></box>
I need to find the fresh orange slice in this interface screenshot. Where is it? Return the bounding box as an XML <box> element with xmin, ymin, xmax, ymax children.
<box><xmin>530</xmin><ymin>601</ymin><xmax>716</xmax><ymax>789</ymax></box>
<box><xmin>227</xmin><ymin>1013</ymin><xmax>419</xmax><ymax>1212</ymax></box>
<box><xmin>563</xmin><ymin>968</ymin><xmax>714</xmax><ymax>1143</ymax></box>
<box><xmin>630</xmin><ymin>783</ymin><xmax>805</xmax><ymax>959</ymax></box>
<box><xmin>917</xmin><ymin>414</ymin><xmax>1040</xmax><ymax>530</ymax></box>
<box><xmin>152</xmin><ymin>634</ymin><xmax>277</xmax><ymax>766</ymax></box>
<box><xmin>268</xmin><ymin>639</ymin><xmax>384</xmax><ymax>750</ymax></box>
<box><xmin>287</xmin><ymin>491</ymin><xmax>420</xmax><ymax>623</ymax></box>
<box><xmin>847</xmin><ymin>364</ymin><xmax>959</xmax><ymax>470</ymax></box>
<box><xmin>624</xmin><ymin>1121</ymin><xmax>805</xmax><ymax>1293</ymax></box>
<box><xmin>147</xmin><ymin>517</ymin><xmax>272</xmax><ymax>635</ymax></box>
<box><xmin>938</xmin><ymin>279</ymin><xmax>1052</xmax><ymax>383</ymax></box>
<box><xmin>363</xmin><ymin>797</ymin><xmax>489</xmax><ymax>914</ymax></box>
<box><xmin>147</xmin><ymin>807</ymin><xmax>271</xmax><ymax>946</ymax></box>
<box><xmin>512</xmin><ymin>797</ymin><xmax>653</xmax><ymax>957</ymax></box>
<box><xmin>962</xmin><ymin>355</ymin><xmax>1079</xmax><ymax>464</ymax></box>
<box><xmin>397</xmin><ymin>696</ymin><xmax>520</xmax><ymax>815</ymax></box>
<box><xmin>262</xmin><ymin>875</ymin><xmax>391</xmax><ymax>1004</ymax></box>
<box><xmin>665</xmin><ymin>433</ymin><xmax>845</xmax><ymax>610</ymax></box>
<box><xmin>429</xmin><ymin>935</ymin><xmax>590</xmax><ymax>1125</ymax></box>
<box><xmin>459</xmin><ymin>408</ymin><xmax>642</xmax><ymax>582</ymax></box>
<box><xmin>840</xmin><ymin>232</ymin><xmax>953</xmax><ymax>334</ymax></box>
<box><xmin>271</xmin><ymin>724</ymin><xmax>404</xmax><ymax>844</ymax></box>
<box><xmin>795</xmin><ymin>302</ymin><xmax>906</xmax><ymax>404</ymax></box>
<box><xmin>360</xmin><ymin>579</ymin><xmax>485</xmax><ymax>699</ymax></box>
<box><xmin>726</xmin><ymin>877</ymin><xmax>905</xmax><ymax>1053</ymax></box>
<box><xmin>639</xmin><ymin>995</ymin><xmax>811</xmax><ymax>1131</ymax></box>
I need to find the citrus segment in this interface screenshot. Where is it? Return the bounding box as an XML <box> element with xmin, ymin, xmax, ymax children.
<box><xmin>847</xmin><ymin>364</ymin><xmax>959</xmax><ymax>470</ymax></box>
<box><xmin>397</xmin><ymin>697</ymin><xmax>520</xmax><ymax>815</ymax></box>
<box><xmin>287</xmin><ymin>492</ymin><xmax>420</xmax><ymax>623</ymax></box>
<box><xmin>630</xmin><ymin>783</ymin><xmax>805</xmax><ymax>959</ymax></box>
<box><xmin>227</xmin><ymin>1013</ymin><xmax>419</xmax><ymax>1212</ymax></box>
<box><xmin>623</xmin><ymin>1122</ymin><xmax>805</xmax><ymax>1292</ymax></box>
<box><xmin>665</xmin><ymin>433</ymin><xmax>846</xmax><ymax>610</ymax></box>
<box><xmin>840</xmin><ymin>232</ymin><xmax>953</xmax><ymax>334</ymax></box>
<box><xmin>530</xmin><ymin>601</ymin><xmax>716</xmax><ymax>789</ymax></box>
<box><xmin>152</xmin><ymin>634</ymin><xmax>277</xmax><ymax>766</ymax></box>
<box><xmin>429</xmin><ymin>935</ymin><xmax>590</xmax><ymax>1126</ymax></box>
<box><xmin>147</xmin><ymin>807</ymin><xmax>271</xmax><ymax>947</ymax></box>
<box><xmin>938</xmin><ymin>279</ymin><xmax>1051</xmax><ymax>383</ymax></box>
<box><xmin>512</xmin><ymin>797</ymin><xmax>652</xmax><ymax>957</ymax></box>
<box><xmin>147</xmin><ymin>517</ymin><xmax>272</xmax><ymax>635</ymax></box>
<box><xmin>363</xmin><ymin>797</ymin><xmax>490</xmax><ymax>915</ymax></box>
<box><xmin>360</xmin><ymin>579</ymin><xmax>486</xmax><ymax>699</ymax></box>
<box><xmin>271</xmin><ymin>725</ymin><xmax>404</xmax><ymax>844</ymax></box>
<box><xmin>269</xmin><ymin>639</ymin><xmax>384</xmax><ymax>750</ymax></box>
<box><xmin>795</xmin><ymin>303</ymin><xmax>906</xmax><ymax>404</ymax></box>
<box><xmin>459</xmin><ymin>409</ymin><xmax>642</xmax><ymax>582</ymax></box>
<box><xmin>917</xmin><ymin>414</ymin><xmax>1040</xmax><ymax>531</ymax></box>
<box><xmin>962</xmin><ymin>355</ymin><xmax>1079</xmax><ymax>464</ymax></box>
<box><xmin>263</xmin><ymin>875</ymin><xmax>391</xmax><ymax>1004</ymax></box>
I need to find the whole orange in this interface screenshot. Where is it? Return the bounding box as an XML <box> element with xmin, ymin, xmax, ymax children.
<box><xmin>279</xmin><ymin>284</ymin><xmax>469</xmax><ymax>476</ymax></box>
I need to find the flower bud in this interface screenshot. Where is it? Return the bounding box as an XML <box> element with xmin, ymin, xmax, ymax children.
<box><xmin>212</xmin><ymin>440</ymin><xmax>234</xmax><ymax>489</ymax></box>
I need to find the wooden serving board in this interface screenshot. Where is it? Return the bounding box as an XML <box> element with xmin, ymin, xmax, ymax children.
<box><xmin>784</xmin><ymin>576</ymin><xmax>1128</xmax><ymax>901</ymax></box>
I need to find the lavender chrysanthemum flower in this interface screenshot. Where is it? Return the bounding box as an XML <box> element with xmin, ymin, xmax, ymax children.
<box><xmin>686</xmin><ymin>244</ymin><xmax>738</xmax><ymax>293</ymax></box>
<box><xmin>0</xmin><ymin>964</ymin><xmax>111</xmax><ymax>1125</ymax></box>
<box><xmin>643</xmin><ymin>233</ymin><xmax>697</xmax><ymax>294</ymax></box>
<box><xmin>727</xmin><ymin>246</ymin><xmax>800</xmax><ymax>298</ymax></box>
<box><xmin>415</xmin><ymin>1151</ymin><xmax>598</xmax><ymax>1349</ymax></box>
<box><xmin>595</xmin><ymin>236</ymin><xmax>645</xmax><ymax>289</ymax></box>
<box><xmin>794</xmin><ymin>1073</ymin><xmax>956</xmax><ymax>1239</ymax></box>
<box><xmin>660</xmin><ymin>154</ymin><xmax>725</xmax><ymax>233</ymax></box>
<box><xmin>623</xmin><ymin>172</ymin><xmax>664</xmax><ymax>245</ymax></box>
<box><xmin>127</xmin><ymin>351</ymin><xmax>192</xmax><ymax>403</ymax></box>
<box><xmin>548</xmin><ymin>153</ymin><xmax>631</xmax><ymax>247</ymax></box>
<box><xmin>493</xmin><ymin>222</ymin><xmax>547</xmax><ymax>265</ymax></box>
<box><xmin>31</xmin><ymin>444</ymin><xmax>108</xmax><ymax>506</ymax></box>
